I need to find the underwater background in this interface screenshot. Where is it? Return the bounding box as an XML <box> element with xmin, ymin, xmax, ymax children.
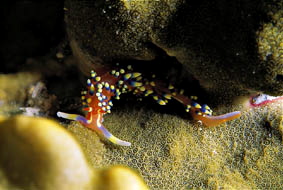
<box><xmin>0</xmin><ymin>0</ymin><xmax>282</xmax><ymax>189</ymax></box>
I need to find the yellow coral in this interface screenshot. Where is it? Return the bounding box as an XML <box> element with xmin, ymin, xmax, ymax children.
<box><xmin>96</xmin><ymin>165</ymin><xmax>149</xmax><ymax>190</ymax></box>
<box><xmin>0</xmin><ymin>116</ymin><xmax>150</xmax><ymax>190</ymax></box>
<box><xmin>0</xmin><ymin>116</ymin><xmax>94</xmax><ymax>190</ymax></box>
<box><xmin>257</xmin><ymin>9</ymin><xmax>283</xmax><ymax>65</ymax></box>
<box><xmin>68</xmin><ymin>99</ymin><xmax>283</xmax><ymax>189</ymax></box>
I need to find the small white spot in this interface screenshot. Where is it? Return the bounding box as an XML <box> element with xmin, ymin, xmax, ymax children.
<box><xmin>212</xmin><ymin>150</ymin><xmax>218</xmax><ymax>155</ymax></box>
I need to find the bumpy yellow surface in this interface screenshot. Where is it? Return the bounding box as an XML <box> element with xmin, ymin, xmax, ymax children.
<box><xmin>257</xmin><ymin>9</ymin><xmax>283</xmax><ymax>65</ymax></box>
<box><xmin>97</xmin><ymin>165</ymin><xmax>149</xmax><ymax>190</ymax></box>
<box><xmin>68</xmin><ymin>99</ymin><xmax>283</xmax><ymax>189</ymax></box>
<box><xmin>0</xmin><ymin>115</ymin><xmax>149</xmax><ymax>190</ymax></box>
<box><xmin>1</xmin><ymin>66</ymin><xmax>283</xmax><ymax>189</ymax></box>
<box><xmin>0</xmin><ymin>72</ymin><xmax>150</xmax><ymax>190</ymax></box>
<box><xmin>0</xmin><ymin>116</ymin><xmax>94</xmax><ymax>190</ymax></box>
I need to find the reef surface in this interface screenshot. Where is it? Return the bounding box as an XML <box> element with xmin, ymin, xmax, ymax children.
<box><xmin>0</xmin><ymin>68</ymin><xmax>282</xmax><ymax>189</ymax></box>
<box><xmin>0</xmin><ymin>0</ymin><xmax>283</xmax><ymax>189</ymax></box>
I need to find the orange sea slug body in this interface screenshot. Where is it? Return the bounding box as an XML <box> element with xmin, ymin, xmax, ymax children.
<box><xmin>57</xmin><ymin>65</ymin><xmax>241</xmax><ymax>146</ymax></box>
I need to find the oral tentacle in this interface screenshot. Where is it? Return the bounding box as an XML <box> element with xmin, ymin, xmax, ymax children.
<box><xmin>57</xmin><ymin>112</ymin><xmax>89</xmax><ymax>125</ymax></box>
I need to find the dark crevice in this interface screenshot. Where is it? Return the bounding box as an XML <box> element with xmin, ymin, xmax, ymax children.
<box><xmin>275</xmin><ymin>74</ymin><xmax>283</xmax><ymax>82</ymax></box>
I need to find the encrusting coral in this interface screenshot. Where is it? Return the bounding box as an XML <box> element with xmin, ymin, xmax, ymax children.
<box><xmin>0</xmin><ymin>57</ymin><xmax>282</xmax><ymax>189</ymax></box>
<box><xmin>59</xmin><ymin>1</ymin><xmax>283</xmax><ymax>186</ymax></box>
<box><xmin>68</xmin><ymin>98</ymin><xmax>283</xmax><ymax>189</ymax></box>
<box><xmin>65</xmin><ymin>0</ymin><xmax>283</xmax><ymax>101</ymax></box>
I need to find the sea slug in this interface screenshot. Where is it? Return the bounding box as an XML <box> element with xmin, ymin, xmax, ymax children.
<box><xmin>57</xmin><ymin>65</ymin><xmax>241</xmax><ymax>146</ymax></box>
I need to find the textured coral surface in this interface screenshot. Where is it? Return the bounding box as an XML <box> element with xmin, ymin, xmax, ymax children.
<box><xmin>0</xmin><ymin>72</ymin><xmax>149</xmax><ymax>190</ymax></box>
<box><xmin>0</xmin><ymin>57</ymin><xmax>283</xmax><ymax>190</ymax></box>
<box><xmin>65</xmin><ymin>0</ymin><xmax>283</xmax><ymax>98</ymax></box>
<box><xmin>0</xmin><ymin>114</ymin><xmax>148</xmax><ymax>190</ymax></box>
<box><xmin>68</xmin><ymin>101</ymin><xmax>283</xmax><ymax>189</ymax></box>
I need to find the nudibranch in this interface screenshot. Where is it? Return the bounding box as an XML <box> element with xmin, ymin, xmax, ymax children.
<box><xmin>57</xmin><ymin>65</ymin><xmax>241</xmax><ymax>146</ymax></box>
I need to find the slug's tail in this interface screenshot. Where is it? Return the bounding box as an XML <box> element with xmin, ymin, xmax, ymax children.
<box><xmin>57</xmin><ymin>111</ymin><xmax>131</xmax><ymax>146</ymax></box>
